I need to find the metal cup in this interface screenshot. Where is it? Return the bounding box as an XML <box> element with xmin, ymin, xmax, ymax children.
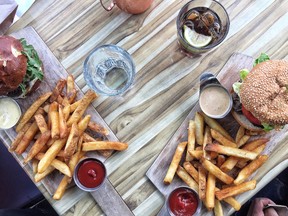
<box><xmin>199</xmin><ymin>72</ymin><xmax>232</xmax><ymax>119</ymax></box>
<box><xmin>73</xmin><ymin>157</ymin><xmax>107</xmax><ymax>192</ymax></box>
<box><xmin>166</xmin><ymin>186</ymin><xmax>202</xmax><ymax>216</ymax></box>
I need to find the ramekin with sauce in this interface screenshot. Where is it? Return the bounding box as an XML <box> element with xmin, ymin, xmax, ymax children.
<box><xmin>199</xmin><ymin>73</ymin><xmax>232</xmax><ymax>119</ymax></box>
<box><xmin>73</xmin><ymin>157</ymin><xmax>106</xmax><ymax>192</ymax></box>
<box><xmin>0</xmin><ymin>96</ymin><xmax>21</xmax><ymax>130</ymax></box>
<box><xmin>166</xmin><ymin>186</ymin><xmax>202</xmax><ymax>216</ymax></box>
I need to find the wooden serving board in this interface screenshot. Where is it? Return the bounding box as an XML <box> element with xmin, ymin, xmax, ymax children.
<box><xmin>146</xmin><ymin>53</ymin><xmax>288</xmax><ymax>216</ymax></box>
<box><xmin>0</xmin><ymin>27</ymin><xmax>133</xmax><ymax>216</ymax></box>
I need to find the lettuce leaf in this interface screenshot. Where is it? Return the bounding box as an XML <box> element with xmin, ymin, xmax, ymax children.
<box><xmin>254</xmin><ymin>53</ymin><xmax>270</xmax><ymax>66</ymax></box>
<box><xmin>262</xmin><ymin>123</ymin><xmax>274</xmax><ymax>132</ymax></box>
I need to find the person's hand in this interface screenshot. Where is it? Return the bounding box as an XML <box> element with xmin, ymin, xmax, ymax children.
<box><xmin>247</xmin><ymin>197</ymin><xmax>279</xmax><ymax>216</ymax></box>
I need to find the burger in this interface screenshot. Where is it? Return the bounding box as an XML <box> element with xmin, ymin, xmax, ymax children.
<box><xmin>0</xmin><ymin>36</ymin><xmax>44</xmax><ymax>98</ymax></box>
<box><xmin>232</xmin><ymin>53</ymin><xmax>288</xmax><ymax>132</ymax></box>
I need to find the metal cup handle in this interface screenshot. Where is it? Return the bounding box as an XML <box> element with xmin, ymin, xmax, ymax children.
<box><xmin>100</xmin><ymin>0</ymin><xmax>116</xmax><ymax>11</ymax></box>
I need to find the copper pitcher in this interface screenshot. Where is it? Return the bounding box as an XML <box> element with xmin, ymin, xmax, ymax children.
<box><xmin>100</xmin><ymin>0</ymin><xmax>153</xmax><ymax>14</ymax></box>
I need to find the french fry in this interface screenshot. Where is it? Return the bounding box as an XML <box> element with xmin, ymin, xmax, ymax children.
<box><xmin>64</xmin><ymin>123</ymin><xmax>79</xmax><ymax>161</ymax></box>
<box><xmin>206</xmin><ymin>172</ymin><xmax>216</xmax><ymax>210</ymax></box>
<box><xmin>188</xmin><ymin>150</ymin><xmax>203</xmax><ymax>160</ymax></box>
<box><xmin>32</xmin><ymin>159</ymin><xmax>38</xmax><ymax>173</ymax></box>
<box><xmin>78</xmin><ymin>115</ymin><xmax>91</xmax><ymax>134</ymax></box>
<box><xmin>53</xmin><ymin>151</ymin><xmax>83</xmax><ymax>200</ymax></box>
<box><xmin>67</xmin><ymin>90</ymin><xmax>97</xmax><ymax>126</ymax></box>
<box><xmin>201</xmin><ymin>158</ymin><xmax>234</xmax><ymax>184</ymax></box>
<box><xmin>183</xmin><ymin>161</ymin><xmax>199</xmax><ymax>183</ymax></box>
<box><xmin>205</xmin><ymin>143</ymin><xmax>258</xmax><ymax>160</ymax></box>
<box><xmin>43</xmin><ymin>104</ymin><xmax>50</xmax><ymax>113</ymax></box>
<box><xmin>234</xmin><ymin>155</ymin><xmax>268</xmax><ymax>185</ymax></box>
<box><xmin>201</xmin><ymin>112</ymin><xmax>234</xmax><ymax>141</ymax></box>
<box><xmin>63</xmin><ymin>105</ymin><xmax>71</xmax><ymax>121</ymax></box>
<box><xmin>88</xmin><ymin>121</ymin><xmax>109</xmax><ymax>136</ymax></box>
<box><xmin>220</xmin><ymin>156</ymin><xmax>239</xmax><ymax>172</ymax></box>
<box><xmin>66</xmin><ymin>74</ymin><xmax>75</xmax><ymax>94</ymax></box>
<box><xmin>235</xmin><ymin>126</ymin><xmax>245</xmax><ymax>144</ymax></box>
<box><xmin>61</xmin><ymin>97</ymin><xmax>70</xmax><ymax>107</ymax></box>
<box><xmin>237</xmin><ymin>135</ymin><xmax>250</xmax><ymax>148</ymax></box>
<box><xmin>34</xmin><ymin>114</ymin><xmax>48</xmax><ymax>133</ymax></box>
<box><xmin>50</xmin><ymin>79</ymin><xmax>66</xmax><ymax>102</ymax></box>
<box><xmin>34</xmin><ymin>166</ymin><xmax>55</xmax><ymax>182</ymax></box>
<box><xmin>37</xmin><ymin>138</ymin><xmax>67</xmax><ymax>173</ymax></box>
<box><xmin>163</xmin><ymin>142</ymin><xmax>187</xmax><ymax>184</ymax></box>
<box><xmin>203</xmin><ymin>126</ymin><xmax>212</xmax><ymax>159</ymax></box>
<box><xmin>70</xmin><ymin>99</ymin><xmax>82</xmax><ymax>113</ymax></box>
<box><xmin>198</xmin><ymin>165</ymin><xmax>207</xmax><ymax>200</ymax></box>
<box><xmin>49</xmin><ymin>102</ymin><xmax>60</xmax><ymax>139</ymax></box>
<box><xmin>211</xmin><ymin>129</ymin><xmax>237</xmax><ymax>148</ymax></box>
<box><xmin>9</xmin><ymin>123</ymin><xmax>31</xmax><ymax>152</ymax></box>
<box><xmin>67</xmin><ymin>89</ymin><xmax>77</xmax><ymax>104</ymax></box>
<box><xmin>16</xmin><ymin>92</ymin><xmax>52</xmax><ymax>132</ymax></box>
<box><xmin>82</xmin><ymin>132</ymin><xmax>109</xmax><ymax>156</ymax></box>
<box><xmin>237</xmin><ymin>144</ymin><xmax>266</xmax><ymax>168</ymax></box>
<box><xmin>82</xmin><ymin>141</ymin><xmax>128</xmax><ymax>151</ymax></box>
<box><xmin>214</xmin><ymin>199</ymin><xmax>224</xmax><ymax>216</ymax></box>
<box><xmin>217</xmin><ymin>155</ymin><xmax>226</xmax><ymax>167</ymax></box>
<box><xmin>35</xmin><ymin>153</ymin><xmax>71</xmax><ymax>177</ymax></box>
<box><xmin>56</xmin><ymin>95</ymin><xmax>64</xmax><ymax>104</ymax></box>
<box><xmin>77</xmin><ymin>135</ymin><xmax>83</xmax><ymax>152</ymax></box>
<box><xmin>24</xmin><ymin>130</ymin><xmax>51</xmax><ymax>164</ymax></box>
<box><xmin>59</xmin><ymin>105</ymin><xmax>68</xmax><ymax>138</ymax></box>
<box><xmin>195</xmin><ymin>112</ymin><xmax>204</xmax><ymax>145</ymax></box>
<box><xmin>222</xmin><ymin>196</ymin><xmax>241</xmax><ymax>211</ymax></box>
<box><xmin>241</xmin><ymin>138</ymin><xmax>269</xmax><ymax>151</ymax></box>
<box><xmin>15</xmin><ymin>122</ymin><xmax>39</xmax><ymax>154</ymax></box>
<box><xmin>186</xmin><ymin>120</ymin><xmax>196</xmax><ymax>161</ymax></box>
<box><xmin>215</xmin><ymin>180</ymin><xmax>257</xmax><ymax>200</ymax></box>
<box><xmin>176</xmin><ymin>166</ymin><xmax>198</xmax><ymax>192</ymax></box>
<box><xmin>53</xmin><ymin>175</ymin><xmax>70</xmax><ymax>200</ymax></box>
<box><xmin>245</xmin><ymin>130</ymin><xmax>266</xmax><ymax>136</ymax></box>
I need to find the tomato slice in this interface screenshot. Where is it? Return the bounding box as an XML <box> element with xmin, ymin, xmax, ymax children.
<box><xmin>241</xmin><ymin>105</ymin><xmax>261</xmax><ymax>126</ymax></box>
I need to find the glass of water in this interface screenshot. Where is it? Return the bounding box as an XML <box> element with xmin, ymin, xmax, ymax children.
<box><xmin>83</xmin><ymin>44</ymin><xmax>136</xmax><ymax>96</ymax></box>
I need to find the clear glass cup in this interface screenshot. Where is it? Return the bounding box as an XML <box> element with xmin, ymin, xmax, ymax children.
<box><xmin>83</xmin><ymin>44</ymin><xmax>136</xmax><ymax>96</ymax></box>
<box><xmin>176</xmin><ymin>0</ymin><xmax>230</xmax><ymax>55</ymax></box>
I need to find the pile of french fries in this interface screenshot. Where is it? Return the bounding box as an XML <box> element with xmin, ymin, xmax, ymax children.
<box><xmin>9</xmin><ymin>75</ymin><xmax>128</xmax><ymax>200</ymax></box>
<box><xmin>164</xmin><ymin>112</ymin><xmax>269</xmax><ymax>215</ymax></box>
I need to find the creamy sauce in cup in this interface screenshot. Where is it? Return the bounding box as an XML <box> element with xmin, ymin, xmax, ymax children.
<box><xmin>199</xmin><ymin>85</ymin><xmax>232</xmax><ymax>118</ymax></box>
<box><xmin>0</xmin><ymin>97</ymin><xmax>21</xmax><ymax>129</ymax></box>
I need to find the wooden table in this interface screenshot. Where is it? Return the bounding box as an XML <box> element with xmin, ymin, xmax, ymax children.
<box><xmin>5</xmin><ymin>0</ymin><xmax>288</xmax><ymax>215</ymax></box>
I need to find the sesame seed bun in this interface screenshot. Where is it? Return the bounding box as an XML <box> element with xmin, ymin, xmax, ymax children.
<box><xmin>239</xmin><ymin>60</ymin><xmax>288</xmax><ymax>126</ymax></box>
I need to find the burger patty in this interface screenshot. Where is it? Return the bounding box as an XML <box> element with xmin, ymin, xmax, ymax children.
<box><xmin>0</xmin><ymin>36</ymin><xmax>27</xmax><ymax>95</ymax></box>
<box><xmin>240</xmin><ymin>60</ymin><xmax>288</xmax><ymax>126</ymax></box>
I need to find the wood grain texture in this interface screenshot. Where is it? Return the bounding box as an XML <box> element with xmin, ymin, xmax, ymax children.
<box><xmin>2</xmin><ymin>0</ymin><xmax>288</xmax><ymax>215</ymax></box>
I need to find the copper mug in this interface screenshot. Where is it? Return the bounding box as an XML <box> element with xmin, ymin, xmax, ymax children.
<box><xmin>100</xmin><ymin>0</ymin><xmax>153</xmax><ymax>14</ymax></box>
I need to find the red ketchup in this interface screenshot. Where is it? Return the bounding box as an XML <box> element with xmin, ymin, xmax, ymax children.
<box><xmin>77</xmin><ymin>160</ymin><xmax>106</xmax><ymax>188</ymax></box>
<box><xmin>168</xmin><ymin>188</ymin><xmax>199</xmax><ymax>216</ymax></box>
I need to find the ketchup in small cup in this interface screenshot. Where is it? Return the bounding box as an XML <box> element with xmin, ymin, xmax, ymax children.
<box><xmin>167</xmin><ymin>187</ymin><xmax>201</xmax><ymax>216</ymax></box>
<box><xmin>74</xmin><ymin>158</ymin><xmax>106</xmax><ymax>192</ymax></box>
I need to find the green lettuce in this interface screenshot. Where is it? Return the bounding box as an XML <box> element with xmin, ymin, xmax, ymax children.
<box><xmin>254</xmin><ymin>53</ymin><xmax>270</xmax><ymax>66</ymax></box>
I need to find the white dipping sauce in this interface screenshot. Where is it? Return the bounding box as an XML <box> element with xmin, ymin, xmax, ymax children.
<box><xmin>0</xmin><ymin>97</ymin><xmax>21</xmax><ymax>129</ymax></box>
<box><xmin>199</xmin><ymin>86</ymin><xmax>231</xmax><ymax>118</ymax></box>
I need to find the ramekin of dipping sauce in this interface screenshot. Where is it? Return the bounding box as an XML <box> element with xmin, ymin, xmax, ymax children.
<box><xmin>0</xmin><ymin>96</ymin><xmax>21</xmax><ymax>130</ymax></box>
<box><xmin>167</xmin><ymin>186</ymin><xmax>201</xmax><ymax>216</ymax></box>
<box><xmin>73</xmin><ymin>157</ymin><xmax>106</xmax><ymax>192</ymax></box>
<box><xmin>199</xmin><ymin>72</ymin><xmax>232</xmax><ymax>119</ymax></box>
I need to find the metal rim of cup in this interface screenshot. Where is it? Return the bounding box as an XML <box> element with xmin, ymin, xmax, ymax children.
<box><xmin>176</xmin><ymin>0</ymin><xmax>230</xmax><ymax>52</ymax></box>
<box><xmin>83</xmin><ymin>44</ymin><xmax>136</xmax><ymax>96</ymax></box>
<box><xmin>200</xmin><ymin>83</ymin><xmax>233</xmax><ymax>119</ymax></box>
<box><xmin>166</xmin><ymin>186</ymin><xmax>202</xmax><ymax>216</ymax></box>
<box><xmin>0</xmin><ymin>96</ymin><xmax>22</xmax><ymax>130</ymax></box>
<box><xmin>73</xmin><ymin>157</ymin><xmax>107</xmax><ymax>192</ymax></box>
